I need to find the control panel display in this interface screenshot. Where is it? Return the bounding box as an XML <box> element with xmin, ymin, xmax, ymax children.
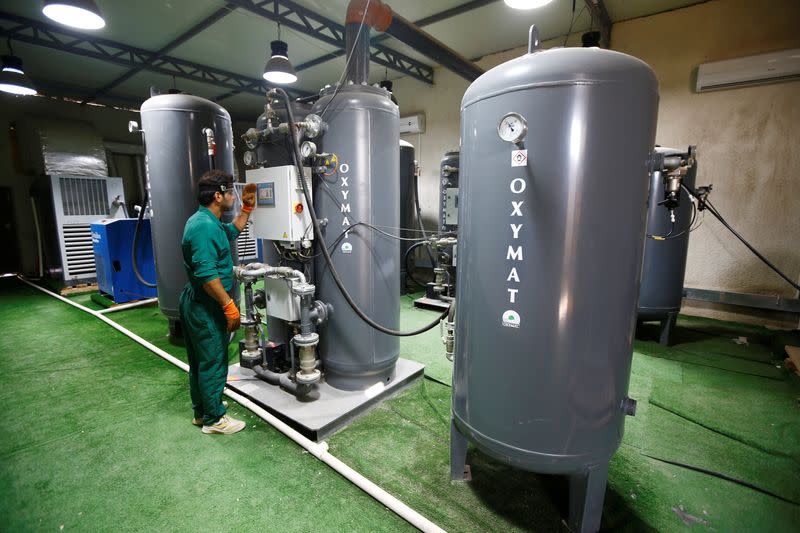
<box><xmin>257</xmin><ymin>182</ymin><xmax>275</xmax><ymax>206</ymax></box>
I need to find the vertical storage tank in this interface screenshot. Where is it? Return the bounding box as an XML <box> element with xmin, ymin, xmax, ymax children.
<box><xmin>311</xmin><ymin>84</ymin><xmax>400</xmax><ymax>390</ymax></box>
<box><xmin>140</xmin><ymin>94</ymin><xmax>237</xmax><ymax>336</ymax></box>
<box><xmin>451</xmin><ymin>34</ymin><xmax>658</xmax><ymax>532</ymax></box>
<box><xmin>638</xmin><ymin>146</ymin><xmax>698</xmax><ymax>345</ymax></box>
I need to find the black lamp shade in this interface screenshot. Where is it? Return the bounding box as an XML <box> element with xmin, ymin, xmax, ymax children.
<box><xmin>0</xmin><ymin>55</ymin><xmax>37</xmax><ymax>96</ymax></box>
<box><xmin>263</xmin><ymin>40</ymin><xmax>297</xmax><ymax>84</ymax></box>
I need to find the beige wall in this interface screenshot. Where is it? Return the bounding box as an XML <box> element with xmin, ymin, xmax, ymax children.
<box><xmin>613</xmin><ymin>0</ymin><xmax>800</xmax><ymax>325</ymax></box>
<box><xmin>393</xmin><ymin>0</ymin><xmax>800</xmax><ymax>326</ymax></box>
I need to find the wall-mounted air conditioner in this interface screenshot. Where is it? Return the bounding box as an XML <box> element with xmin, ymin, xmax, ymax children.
<box><xmin>400</xmin><ymin>114</ymin><xmax>425</xmax><ymax>134</ymax></box>
<box><xmin>696</xmin><ymin>48</ymin><xmax>800</xmax><ymax>92</ymax></box>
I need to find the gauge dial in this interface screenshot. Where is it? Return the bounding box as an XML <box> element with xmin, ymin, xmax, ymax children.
<box><xmin>243</xmin><ymin>150</ymin><xmax>256</xmax><ymax>167</ymax></box>
<box><xmin>300</xmin><ymin>141</ymin><xmax>317</xmax><ymax>159</ymax></box>
<box><xmin>497</xmin><ymin>112</ymin><xmax>527</xmax><ymax>143</ymax></box>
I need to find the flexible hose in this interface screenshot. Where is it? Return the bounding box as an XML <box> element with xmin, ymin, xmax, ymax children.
<box><xmin>404</xmin><ymin>241</ymin><xmax>431</xmax><ymax>288</ymax></box>
<box><xmin>273</xmin><ymin>88</ymin><xmax>449</xmax><ymax>336</ymax></box>
<box><xmin>132</xmin><ymin>194</ymin><xmax>157</xmax><ymax>288</ymax></box>
<box><xmin>16</xmin><ymin>275</ymin><xmax>446</xmax><ymax>533</ymax></box>
<box><xmin>685</xmin><ymin>188</ymin><xmax>800</xmax><ymax>292</ymax></box>
<box><xmin>413</xmin><ymin>173</ymin><xmax>435</xmax><ymax>266</ymax></box>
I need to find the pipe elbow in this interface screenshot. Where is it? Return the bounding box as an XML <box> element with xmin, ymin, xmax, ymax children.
<box><xmin>346</xmin><ymin>0</ymin><xmax>392</xmax><ymax>31</ymax></box>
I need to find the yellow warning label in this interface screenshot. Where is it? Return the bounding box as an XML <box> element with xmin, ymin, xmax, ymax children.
<box><xmin>282</xmin><ymin>232</ymin><xmax>288</xmax><ymax>238</ymax></box>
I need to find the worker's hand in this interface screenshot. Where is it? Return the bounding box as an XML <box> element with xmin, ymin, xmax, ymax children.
<box><xmin>222</xmin><ymin>299</ymin><xmax>240</xmax><ymax>332</ymax></box>
<box><xmin>241</xmin><ymin>183</ymin><xmax>257</xmax><ymax>213</ymax></box>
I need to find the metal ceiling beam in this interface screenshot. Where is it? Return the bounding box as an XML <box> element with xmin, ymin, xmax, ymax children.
<box><xmin>227</xmin><ymin>0</ymin><xmax>434</xmax><ymax>85</ymax></box>
<box><xmin>0</xmin><ymin>11</ymin><xmax>312</xmax><ymax>101</ymax></box>
<box><xmin>294</xmin><ymin>0</ymin><xmax>499</xmax><ymax>73</ymax></box>
<box><xmin>83</xmin><ymin>3</ymin><xmax>238</xmax><ymax>104</ymax></box>
<box><xmin>584</xmin><ymin>0</ymin><xmax>612</xmax><ymax>47</ymax></box>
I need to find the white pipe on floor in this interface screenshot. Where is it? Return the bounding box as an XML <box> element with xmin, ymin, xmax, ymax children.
<box><xmin>96</xmin><ymin>297</ymin><xmax>159</xmax><ymax>314</ymax></box>
<box><xmin>17</xmin><ymin>276</ymin><xmax>446</xmax><ymax>533</ymax></box>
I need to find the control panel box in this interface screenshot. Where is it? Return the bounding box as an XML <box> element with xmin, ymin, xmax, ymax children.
<box><xmin>246</xmin><ymin>165</ymin><xmax>313</xmax><ymax>243</ymax></box>
<box><xmin>264</xmin><ymin>276</ymin><xmax>301</xmax><ymax>322</ymax></box>
<box><xmin>444</xmin><ymin>187</ymin><xmax>459</xmax><ymax>226</ymax></box>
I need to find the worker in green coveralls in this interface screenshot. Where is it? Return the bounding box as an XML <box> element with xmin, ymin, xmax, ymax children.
<box><xmin>179</xmin><ymin>170</ymin><xmax>257</xmax><ymax>435</ymax></box>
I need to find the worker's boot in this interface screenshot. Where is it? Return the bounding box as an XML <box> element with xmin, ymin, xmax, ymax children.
<box><xmin>192</xmin><ymin>401</ymin><xmax>229</xmax><ymax>427</ymax></box>
<box><xmin>202</xmin><ymin>414</ymin><xmax>245</xmax><ymax>435</ymax></box>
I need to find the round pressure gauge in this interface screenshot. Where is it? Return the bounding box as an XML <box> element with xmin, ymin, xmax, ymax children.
<box><xmin>300</xmin><ymin>141</ymin><xmax>317</xmax><ymax>159</ymax></box>
<box><xmin>497</xmin><ymin>112</ymin><xmax>527</xmax><ymax>143</ymax></box>
<box><xmin>243</xmin><ymin>150</ymin><xmax>256</xmax><ymax>167</ymax></box>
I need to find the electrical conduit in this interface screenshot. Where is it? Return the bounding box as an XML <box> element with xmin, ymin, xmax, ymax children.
<box><xmin>16</xmin><ymin>275</ymin><xmax>446</xmax><ymax>533</ymax></box>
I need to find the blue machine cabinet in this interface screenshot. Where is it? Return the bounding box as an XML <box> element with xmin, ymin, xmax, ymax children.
<box><xmin>91</xmin><ymin>219</ymin><xmax>157</xmax><ymax>303</ymax></box>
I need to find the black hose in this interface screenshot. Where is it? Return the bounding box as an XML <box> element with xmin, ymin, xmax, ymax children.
<box><xmin>273</xmin><ymin>88</ymin><xmax>449</xmax><ymax>337</ymax></box>
<box><xmin>641</xmin><ymin>454</ymin><xmax>799</xmax><ymax>505</ymax></box>
<box><xmin>685</xmin><ymin>188</ymin><xmax>800</xmax><ymax>292</ymax></box>
<box><xmin>404</xmin><ymin>241</ymin><xmax>431</xmax><ymax>289</ymax></box>
<box><xmin>412</xmin><ymin>173</ymin><xmax>436</xmax><ymax>266</ymax></box>
<box><xmin>132</xmin><ymin>194</ymin><xmax>157</xmax><ymax>288</ymax></box>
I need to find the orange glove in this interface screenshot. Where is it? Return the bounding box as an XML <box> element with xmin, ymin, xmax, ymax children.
<box><xmin>222</xmin><ymin>299</ymin><xmax>240</xmax><ymax>332</ymax></box>
<box><xmin>241</xmin><ymin>183</ymin><xmax>257</xmax><ymax>213</ymax></box>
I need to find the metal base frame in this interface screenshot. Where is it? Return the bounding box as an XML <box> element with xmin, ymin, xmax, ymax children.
<box><xmin>226</xmin><ymin>358</ymin><xmax>425</xmax><ymax>441</ymax></box>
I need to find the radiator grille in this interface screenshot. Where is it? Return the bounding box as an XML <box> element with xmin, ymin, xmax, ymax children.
<box><xmin>237</xmin><ymin>221</ymin><xmax>258</xmax><ymax>262</ymax></box>
<box><xmin>62</xmin><ymin>224</ymin><xmax>96</xmax><ymax>276</ymax></box>
<box><xmin>59</xmin><ymin>177</ymin><xmax>110</xmax><ymax>217</ymax></box>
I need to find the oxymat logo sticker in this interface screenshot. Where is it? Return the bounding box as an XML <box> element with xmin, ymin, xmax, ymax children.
<box><xmin>502</xmin><ymin>310</ymin><xmax>521</xmax><ymax>328</ymax></box>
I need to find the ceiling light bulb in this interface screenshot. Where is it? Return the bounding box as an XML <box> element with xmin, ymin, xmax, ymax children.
<box><xmin>504</xmin><ymin>0</ymin><xmax>554</xmax><ymax>9</ymax></box>
<box><xmin>42</xmin><ymin>0</ymin><xmax>106</xmax><ymax>30</ymax></box>
<box><xmin>0</xmin><ymin>55</ymin><xmax>37</xmax><ymax>96</ymax></box>
<box><xmin>263</xmin><ymin>40</ymin><xmax>297</xmax><ymax>85</ymax></box>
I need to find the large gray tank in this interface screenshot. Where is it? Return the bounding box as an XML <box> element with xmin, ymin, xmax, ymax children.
<box><xmin>140</xmin><ymin>94</ymin><xmax>237</xmax><ymax>335</ymax></box>
<box><xmin>311</xmin><ymin>84</ymin><xmax>400</xmax><ymax>390</ymax></box>
<box><xmin>399</xmin><ymin>139</ymin><xmax>416</xmax><ymax>291</ymax></box>
<box><xmin>451</xmin><ymin>42</ymin><xmax>658</xmax><ymax>532</ymax></box>
<box><xmin>638</xmin><ymin>147</ymin><xmax>697</xmax><ymax>345</ymax></box>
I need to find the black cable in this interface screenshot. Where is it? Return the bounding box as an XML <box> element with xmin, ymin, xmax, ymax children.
<box><xmin>404</xmin><ymin>241</ymin><xmax>431</xmax><ymax>289</ymax></box>
<box><xmin>684</xmin><ymin>188</ymin><xmax>800</xmax><ymax>292</ymax></box>
<box><xmin>412</xmin><ymin>173</ymin><xmax>436</xmax><ymax>267</ymax></box>
<box><xmin>274</xmin><ymin>88</ymin><xmax>449</xmax><ymax>337</ymax></box>
<box><xmin>641</xmin><ymin>454</ymin><xmax>799</xmax><ymax>506</ymax></box>
<box><xmin>132</xmin><ymin>193</ymin><xmax>157</xmax><ymax>288</ymax></box>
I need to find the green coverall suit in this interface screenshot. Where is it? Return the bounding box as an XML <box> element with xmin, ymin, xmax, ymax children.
<box><xmin>178</xmin><ymin>206</ymin><xmax>240</xmax><ymax>426</ymax></box>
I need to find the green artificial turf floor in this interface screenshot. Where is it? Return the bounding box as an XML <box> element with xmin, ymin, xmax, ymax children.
<box><xmin>2</xmin><ymin>278</ymin><xmax>799</xmax><ymax>532</ymax></box>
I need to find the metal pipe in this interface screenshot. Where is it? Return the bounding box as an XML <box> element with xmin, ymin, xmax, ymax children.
<box><xmin>96</xmin><ymin>297</ymin><xmax>158</xmax><ymax>314</ymax></box>
<box><xmin>16</xmin><ymin>275</ymin><xmax>445</xmax><ymax>533</ymax></box>
<box><xmin>251</xmin><ymin>364</ymin><xmax>311</xmax><ymax>396</ymax></box>
<box><xmin>345</xmin><ymin>21</ymin><xmax>370</xmax><ymax>84</ymax></box>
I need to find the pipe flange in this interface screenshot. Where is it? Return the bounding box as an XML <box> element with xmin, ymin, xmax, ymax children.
<box><xmin>295</xmin><ymin>368</ymin><xmax>321</xmax><ymax>384</ymax></box>
<box><xmin>293</xmin><ymin>332</ymin><xmax>319</xmax><ymax>347</ymax></box>
<box><xmin>291</xmin><ymin>282</ymin><xmax>316</xmax><ymax>296</ymax></box>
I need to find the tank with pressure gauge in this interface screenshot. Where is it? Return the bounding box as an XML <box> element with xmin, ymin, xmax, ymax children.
<box><xmin>451</xmin><ymin>25</ymin><xmax>659</xmax><ymax>533</ymax></box>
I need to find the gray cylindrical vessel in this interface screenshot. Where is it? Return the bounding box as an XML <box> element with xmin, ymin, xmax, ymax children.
<box><xmin>453</xmin><ymin>46</ymin><xmax>658</xmax><ymax>476</ymax></box>
<box><xmin>638</xmin><ymin>147</ymin><xmax>698</xmax><ymax>321</ymax></box>
<box><xmin>311</xmin><ymin>84</ymin><xmax>400</xmax><ymax>391</ymax></box>
<box><xmin>439</xmin><ymin>150</ymin><xmax>459</xmax><ymax>233</ymax></box>
<box><xmin>399</xmin><ymin>139</ymin><xmax>416</xmax><ymax>290</ymax></box>
<box><xmin>140</xmin><ymin>94</ymin><xmax>237</xmax><ymax>333</ymax></box>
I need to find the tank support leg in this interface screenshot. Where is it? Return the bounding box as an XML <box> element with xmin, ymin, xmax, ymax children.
<box><xmin>659</xmin><ymin>311</ymin><xmax>678</xmax><ymax>346</ymax></box>
<box><xmin>450</xmin><ymin>419</ymin><xmax>468</xmax><ymax>480</ymax></box>
<box><xmin>568</xmin><ymin>463</ymin><xmax>608</xmax><ymax>533</ymax></box>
